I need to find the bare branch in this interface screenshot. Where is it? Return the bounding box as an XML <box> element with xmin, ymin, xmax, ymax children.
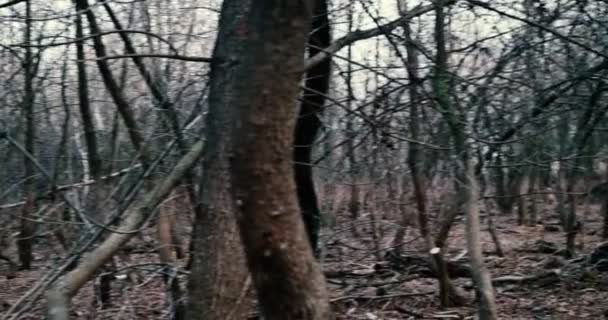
<box><xmin>92</xmin><ymin>53</ymin><xmax>213</xmax><ymax>63</ymax></box>
<box><xmin>466</xmin><ymin>0</ymin><xmax>608</xmax><ymax>60</ymax></box>
<box><xmin>0</xmin><ymin>0</ymin><xmax>24</xmax><ymax>9</ymax></box>
<box><xmin>46</xmin><ymin>138</ymin><xmax>205</xmax><ymax>320</ymax></box>
<box><xmin>304</xmin><ymin>1</ymin><xmax>453</xmax><ymax>70</ymax></box>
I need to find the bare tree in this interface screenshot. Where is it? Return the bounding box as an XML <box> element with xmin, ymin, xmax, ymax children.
<box><xmin>229</xmin><ymin>0</ymin><xmax>331</xmax><ymax>318</ymax></box>
<box><xmin>433</xmin><ymin>1</ymin><xmax>497</xmax><ymax>318</ymax></box>
<box><xmin>17</xmin><ymin>0</ymin><xmax>36</xmax><ymax>271</ymax></box>
<box><xmin>399</xmin><ymin>0</ymin><xmax>464</xmax><ymax>308</ymax></box>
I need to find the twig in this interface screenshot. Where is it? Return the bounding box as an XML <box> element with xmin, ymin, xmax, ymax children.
<box><xmin>331</xmin><ymin>291</ymin><xmax>434</xmax><ymax>303</ymax></box>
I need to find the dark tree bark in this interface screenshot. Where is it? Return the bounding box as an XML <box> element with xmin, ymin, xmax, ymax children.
<box><xmin>185</xmin><ymin>1</ymin><xmax>252</xmax><ymax>319</ymax></box>
<box><xmin>230</xmin><ymin>0</ymin><xmax>331</xmax><ymax>318</ymax></box>
<box><xmin>17</xmin><ymin>0</ymin><xmax>35</xmax><ymax>270</ymax></box>
<box><xmin>76</xmin><ymin>0</ymin><xmax>147</xmax><ymax>162</ymax></box>
<box><xmin>101</xmin><ymin>2</ymin><xmax>183</xmax><ymax>143</ymax></box>
<box><xmin>294</xmin><ymin>0</ymin><xmax>331</xmax><ymax>253</ymax></box>
<box><xmin>563</xmin><ymin>81</ymin><xmax>607</xmax><ymax>257</ymax></box>
<box><xmin>73</xmin><ymin>0</ymin><xmax>137</xmax><ymax>309</ymax></box>
<box><xmin>73</xmin><ymin>3</ymin><xmax>101</xmax><ymax>179</ymax></box>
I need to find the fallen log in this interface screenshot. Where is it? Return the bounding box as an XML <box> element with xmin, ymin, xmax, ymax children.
<box><xmin>388</xmin><ymin>254</ymin><xmax>473</xmax><ymax>278</ymax></box>
<box><xmin>491</xmin><ymin>269</ymin><xmax>561</xmax><ymax>286</ymax></box>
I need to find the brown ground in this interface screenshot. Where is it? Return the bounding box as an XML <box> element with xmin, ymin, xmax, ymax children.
<box><xmin>2</xmin><ymin>201</ymin><xmax>608</xmax><ymax>319</ymax></box>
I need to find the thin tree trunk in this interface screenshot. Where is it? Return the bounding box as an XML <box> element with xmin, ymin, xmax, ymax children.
<box><xmin>74</xmin><ymin>5</ymin><xmax>101</xmax><ymax>179</ymax></box>
<box><xmin>17</xmin><ymin>0</ymin><xmax>35</xmax><ymax>270</ymax></box>
<box><xmin>527</xmin><ymin>165</ymin><xmax>538</xmax><ymax>225</ymax></box>
<box><xmin>229</xmin><ymin>1</ymin><xmax>331</xmax><ymax>318</ymax></box>
<box><xmin>463</xmin><ymin>160</ymin><xmax>498</xmax><ymax>319</ymax></box>
<box><xmin>294</xmin><ymin>0</ymin><xmax>331</xmax><ymax>254</ymax></box>
<box><xmin>434</xmin><ymin>1</ymin><xmax>497</xmax><ymax>318</ymax></box>
<box><xmin>494</xmin><ymin>155</ymin><xmax>513</xmax><ymax>215</ymax></box>
<box><xmin>484</xmin><ymin>199</ymin><xmax>504</xmax><ymax>257</ymax></box>
<box><xmin>563</xmin><ymin>81</ymin><xmax>605</xmax><ymax>257</ymax></box>
<box><xmin>400</xmin><ymin>0</ymin><xmax>463</xmax><ymax>306</ymax></box>
<box><xmin>156</xmin><ymin>193</ymin><xmax>184</xmax><ymax>320</ymax></box>
<box><xmin>73</xmin><ymin>0</ymin><xmax>121</xmax><ymax>308</ymax></box>
<box><xmin>345</xmin><ymin>5</ymin><xmax>360</xmax><ymax>238</ymax></box>
<box><xmin>50</xmin><ymin>61</ymin><xmax>72</xmax><ymax>252</ymax></box>
<box><xmin>517</xmin><ymin>175</ymin><xmax>528</xmax><ymax>225</ymax></box>
<box><xmin>101</xmin><ymin>3</ymin><xmax>196</xmax><ymax>310</ymax></box>
<box><xmin>602</xmin><ymin>168</ymin><xmax>608</xmax><ymax>239</ymax></box>
<box><xmin>77</xmin><ymin>0</ymin><xmax>147</xmax><ymax>162</ymax></box>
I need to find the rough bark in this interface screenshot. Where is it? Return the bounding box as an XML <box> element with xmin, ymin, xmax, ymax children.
<box><xmin>184</xmin><ymin>1</ymin><xmax>252</xmax><ymax>319</ymax></box>
<box><xmin>229</xmin><ymin>1</ymin><xmax>331</xmax><ymax>319</ymax></box>
<box><xmin>294</xmin><ymin>0</ymin><xmax>331</xmax><ymax>254</ymax></box>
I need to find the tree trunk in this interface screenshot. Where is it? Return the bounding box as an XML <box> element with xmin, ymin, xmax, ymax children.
<box><xmin>77</xmin><ymin>0</ymin><xmax>147</xmax><ymax>162</ymax></box>
<box><xmin>17</xmin><ymin>0</ymin><xmax>35</xmax><ymax>270</ymax></box>
<box><xmin>434</xmin><ymin>1</ymin><xmax>497</xmax><ymax>318</ymax></box>
<box><xmin>463</xmin><ymin>160</ymin><xmax>498</xmax><ymax>319</ymax></box>
<box><xmin>400</xmin><ymin>0</ymin><xmax>463</xmax><ymax>307</ymax></box>
<box><xmin>74</xmin><ymin>4</ymin><xmax>101</xmax><ymax>179</ymax></box>
<box><xmin>229</xmin><ymin>1</ymin><xmax>331</xmax><ymax>319</ymax></box>
<box><xmin>527</xmin><ymin>165</ymin><xmax>538</xmax><ymax>225</ymax></box>
<box><xmin>345</xmin><ymin>6</ymin><xmax>360</xmax><ymax>237</ymax></box>
<box><xmin>494</xmin><ymin>155</ymin><xmax>511</xmax><ymax>215</ymax></box>
<box><xmin>602</xmin><ymin>168</ymin><xmax>608</xmax><ymax>239</ymax></box>
<box><xmin>184</xmin><ymin>1</ymin><xmax>255</xmax><ymax>319</ymax></box>
<box><xmin>562</xmin><ymin>81</ymin><xmax>605</xmax><ymax>257</ymax></box>
<box><xmin>294</xmin><ymin>0</ymin><xmax>331</xmax><ymax>254</ymax></box>
<box><xmin>156</xmin><ymin>193</ymin><xmax>184</xmax><ymax>319</ymax></box>
<box><xmin>517</xmin><ymin>175</ymin><xmax>528</xmax><ymax>225</ymax></box>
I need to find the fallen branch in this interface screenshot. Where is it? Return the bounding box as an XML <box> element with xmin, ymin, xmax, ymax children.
<box><xmin>389</xmin><ymin>254</ymin><xmax>473</xmax><ymax>278</ymax></box>
<box><xmin>394</xmin><ymin>305</ymin><xmax>425</xmax><ymax>318</ymax></box>
<box><xmin>492</xmin><ymin>269</ymin><xmax>561</xmax><ymax>286</ymax></box>
<box><xmin>331</xmin><ymin>291</ymin><xmax>434</xmax><ymax>303</ymax></box>
<box><xmin>46</xmin><ymin>139</ymin><xmax>205</xmax><ymax>320</ymax></box>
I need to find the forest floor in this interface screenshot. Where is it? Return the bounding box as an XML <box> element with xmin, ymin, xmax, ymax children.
<box><xmin>325</xmin><ymin>201</ymin><xmax>608</xmax><ymax>320</ymax></box>
<box><xmin>2</xmin><ymin>201</ymin><xmax>608</xmax><ymax>319</ymax></box>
